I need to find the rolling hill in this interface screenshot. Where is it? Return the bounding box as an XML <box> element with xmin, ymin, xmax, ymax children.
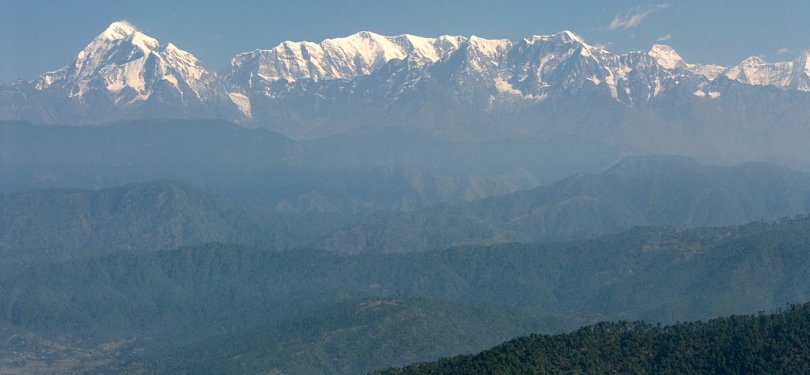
<box><xmin>323</xmin><ymin>155</ymin><xmax>810</xmax><ymax>254</ymax></box>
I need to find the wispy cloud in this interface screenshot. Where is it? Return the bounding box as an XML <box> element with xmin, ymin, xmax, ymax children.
<box><xmin>656</xmin><ymin>34</ymin><xmax>672</xmax><ymax>42</ymax></box>
<box><xmin>609</xmin><ymin>3</ymin><xmax>671</xmax><ymax>30</ymax></box>
<box><xmin>775</xmin><ymin>47</ymin><xmax>790</xmax><ymax>55</ymax></box>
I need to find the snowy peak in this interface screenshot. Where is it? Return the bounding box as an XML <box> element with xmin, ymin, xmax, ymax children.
<box><xmin>99</xmin><ymin>21</ymin><xmax>139</xmax><ymax>41</ymax></box>
<box><xmin>521</xmin><ymin>30</ymin><xmax>599</xmax><ymax>57</ymax></box>
<box><xmin>556</xmin><ymin>30</ymin><xmax>588</xmax><ymax>45</ymax></box>
<box><xmin>8</xmin><ymin>25</ymin><xmax>810</xmax><ymax>128</ymax></box>
<box><xmin>506</xmin><ymin>30</ymin><xmax>620</xmax><ymax>99</ymax></box>
<box><xmin>719</xmin><ymin>53</ymin><xmax>810</xmax><ymax>91</ymax></box>
<box><xmin>743</xmin><ymin>56</ymin><xmax>767</xmax><ymax>65</ymax></box>
<box><xmin>524</xmin><ymin>30</ymin><xmax>589</xmax><ymax>46</ymax></box>
<box><xmin>396</xmin><ymin>33</ymin><xmax>465</xmax><ymax>64</ymax></box>
<box><xmin>227</xmin><ymin>31</ymin><xmax>466</xmax><ymax>84</ymax></box>
<box><xmin>514</xmin><ymin>30</ymin><xmax>604</xmax><ymax>66</ymax></box>
<box><xmin>84</xmin><ymin>20</ymin><xmax>160</xmax><ymax>59</ymax></box>
<box><xmin>229</xmin><ymin>28</ymin><xmax>810</xmax><ymax>106</ymax></box>
<box><xmin>34</xmin><ymin>20</ymin><xmax>218</xmax><ymax>103</ymax></box>
<box><xmin>645</xmin><ymin>44</ymin><xmax>724</xmax><ymax>80</ymax></box>
<box><xmin>722</xmin><ymin>55</ymin><xmax>800</xmax><ymax>89</ymax></box>
<box><xmin>648</xmin><ymin>44</ymin><xmax>685</xmax><ymax>69</ymax></box>
<box><xmin>463</xmin><ymin>36</ymin><xmax>511</xmax><ymax>75</ymax></box>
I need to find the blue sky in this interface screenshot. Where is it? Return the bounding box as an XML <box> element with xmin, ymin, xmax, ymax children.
<box><xmin>1</xmin><ymin>0</ymin><xmax>809</xmax><ymax>83</ymax></box>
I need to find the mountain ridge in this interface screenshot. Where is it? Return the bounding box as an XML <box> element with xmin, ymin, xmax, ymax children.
<box><xmin>377</xmin><ymin>303</ymin><xmax>810</xmax><ymax>374</ymax></box>
<box><xmin>4</xmin><ymin>22</ymin><xmax>810</xmax><ymax>121</ymax></box>
<box><xmin>4</xmin><ymin>22</ymin><xmax>810</xmax><ymax>163</ymax></box>
<box><xmin>321</xmin><ymin>155</ymin><xmax>810</xmax><ymax>254</ymax></box>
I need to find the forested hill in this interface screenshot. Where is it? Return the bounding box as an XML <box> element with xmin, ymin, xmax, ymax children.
<box><xmin>379</xmin><ymin>303</ymin><xmax>810</xmax><ymax>374</ymax></box>
<box><xmin>0</xmin><ymin>179</ymin><xmax>354</xmax><ymax>260</ymax></box>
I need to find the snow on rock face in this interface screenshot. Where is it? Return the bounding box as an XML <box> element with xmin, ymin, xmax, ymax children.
<box><xmin>720</xmin><ymin>53</ymin><xmax>810</xmax><ymax>91</ymax></box>
<box><xmin>507</xmin><ymin>31</ymin><xmax>604</xmax><ymax>90</ymax></box>
<box><xmin>648</xmin><ymin>44</ymin><xmax>685</xmax><ymax>69</ymax></box>
<box><xmin>467</xmin><ymin>36</ymin><xmax>511</xmax><ymax>60</ymax></box>
<box><xmin>99</xmin><ymin>21</ymin><xmax>140</xmax><ymax>41</ymax></box>
<box><xmin>34</xmin><ymin>20</ymin><xmax>218</xmax><ymax>104</ymax></box>
<box><xmin>456</xmin><ymin>36</ymin><xmax>511</xmax><ymax>78</ymax></box>
<box><xmin>224</xmin><ymin>29</ymin><xmax>711</xmax><ymax>105</ymax></box>
<box><xmin>789</xmin><ymin>53</ymin><xmax>810</xmax><ymax>91</ymax></box>
<box><xmin>648</xmin><ymin>44</ymin><xmax>724</xmax><ymax>79</ymax></box>
<box><xmin>686</xmin><ymin>64</ymin><xmax>725</xmax><ymax>80</ymax></box>
<box><xmin>802</xmin><ymin>53</ymin><xmax>810</xmax><ymax>76</ymax></box>
<box><xmin>11</xmin><ymin>26</ymin><xmax>810</xmax><ymax>128</ymax></box>
<box><xmin>227</xmin><ymin>92</ymin><xmax>251</xmax><ymax>117</ymax></box>
<box><xmin>504</xmin><ymin>30</ymin><xmax>670</xmax><ymax>102</ymax></box>
<box><xmin>228</xmin><ymin>31</ymin><xmax>467</xmax><ymax>84</ymax></box>
<box><xmin>224</xmin><ymin>28</ymin><xmax>810</xmax><ymax>107</ymax></box>
<box><xmin>723</xmin><ymin>56</ymin><xmax>796</xmax><ymax>88</ymax></box>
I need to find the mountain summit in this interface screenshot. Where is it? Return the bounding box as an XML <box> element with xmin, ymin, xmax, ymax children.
<box><xmin>2</xmin><ymin>21</ymin><xmax>239</xmax><ymax>123</ymax></box>
<box><xmin>36</xmin><ymin>21</ymin><xmax>213</xmax><ymax>101</ymax></box>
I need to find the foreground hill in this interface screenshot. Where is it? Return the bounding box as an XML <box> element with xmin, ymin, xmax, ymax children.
<box><xmin>0</xmin><ymin>298</ymin><xmax>548</xmax><ymax>375</ymax></box>
<box><xmin>324</xmin><ymin>155</ymin><xmax>810</xmax><ymax>254</ymax></box>
<box><xmin>380</xmin><ymin>303</ymin><xmax>810</xmax><ymax>374</ymax></box>
<box><xmin>1</xmin><ymin>216</ymin><xmax>810</xmax><ymax>373</ymax></box>
<box><xmin>108</xmin><ymin>298</ymin><xmax>550</xmax><ymax>375</ymax></box>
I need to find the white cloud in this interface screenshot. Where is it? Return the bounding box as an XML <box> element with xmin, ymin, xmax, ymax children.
<box><xmin>775</xmin><ymin>47</ymin><xmax>790</xmax><ymax>55</ymax></box>
<box><xmin>609</xmin><ymin>3</ymin><xmax>671</xmax><ymax>30</ymax></box>
<box><xmin>656</xmin><ymin>34</ymin><xmax>672</xmax><ymax>42</ymax></box>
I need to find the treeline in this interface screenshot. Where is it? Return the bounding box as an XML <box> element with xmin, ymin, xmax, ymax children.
<box><xmin>380</xmin><ymin>303</ymin><xmax>810</xmax><ymax>374</ymax></box>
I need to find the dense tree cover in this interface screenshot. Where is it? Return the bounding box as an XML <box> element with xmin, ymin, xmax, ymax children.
<box><xmin>1</xmin><ymin>216</ymin><xmax>809</xmax><ymax>342</ymax></box>
<box><xmin>0</xmin><ymin>215</ymin><xmax>808</xmax><ymax>373</ymax></box>
<box><xmin>379</xmin><ymin>303</ymin><xmax>810</xmax><ymax>374</ymax></box>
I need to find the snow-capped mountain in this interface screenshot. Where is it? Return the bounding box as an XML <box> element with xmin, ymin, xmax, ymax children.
<box><xmin>0</xmin><ymin>21</ymin><xmax>240</xmax><ymax>123</ymax></box>
<box><xmin>224</xmin><ymin>29</ymin><xmax>810</xmax><ymax>106</ymax></box>
<box><xmin>227</xmin><ymin>31</ymin><xmax>466</xmax><ymax>85</ymax></box>
<box><xmin>222</xmin><ymin>30</ymin><xmax>717</xmax><ymax>138</ymax></box>
<box><xmin>222</xmin><ymin>29</ymin><xmax>809</xmax><ymax>114</ymax></box>
<box><xmin>722</xmin><ymin>53</ymin><xmax>810</xmax><ymax>91</ymax></box>
<box><xmin>219</xmin><ymin>30</ymin><xmax>810</xmax><ymax>144</ymax></box>
<box><xmin>3</xmin><ymin>22</ymin><xmax>810</xmax><ymax>161</ymax></box>
<box><xmin>647</xmin><ymin>44</ymin><xmax>725</xmax><ymax>79</ymax></box>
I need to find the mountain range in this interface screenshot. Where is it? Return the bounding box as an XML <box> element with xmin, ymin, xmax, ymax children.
<box><xmin>3</xmin><ymin>21</ymin><xmax>810</xmax><ymax>162</ymax></box>
<box><xmin>3</xmin><ymin>155</ymin><xmax>809</xmax><ymax>260</ymax></box>
<box><xmin>0</xmin><ymin>119</ymin><xmax>617</xmax><ymax>212</ymax></box>
<box><xmin>323</xmin><ymin>155</ymin><xmax>810</xmax><ymax>254</ymax></box>
<box><xmin>4</xmin><ymin>18</ymin><xmax>810</xmax><ymax>375</ymax></box>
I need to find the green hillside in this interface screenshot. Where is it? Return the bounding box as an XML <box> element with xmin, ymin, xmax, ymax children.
<box><xmin>380</xmin><ymin>303</ymin><xmax>810</xmax><ymax>374</ymax></box>
<box><xmin>1</xmin><ymin>216</ymin><xmax>809</xmax><ymax>373</ymax></box>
